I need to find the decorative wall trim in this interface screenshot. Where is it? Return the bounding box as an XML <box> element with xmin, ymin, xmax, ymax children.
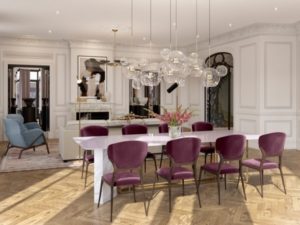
<box><xmin>264</xmin><ymin>42</ymin><xmax>293</xmax><ymax>109</ymax></box>
<box><xmin>0</xmin><ymin>37</ymin><xmax>68</xmax><ymax>49</ymax></box>
<box><xmin>239</xmin><ymin>43</ymin><xmax>257</xmax><ymax>109</ymax></box>
<box><xmin>264</xmin><ymin>120</ymin><xmax>293</xmax><ymax>137</ymax></box>
<box><xmin>55</xmin><ymin>54</ymin><xmax>67</xmax><ymax>107</ymax></box>
<box><xmin>185</xmin><ymin>23</ymin><xmax>297</xmax><ymax>52</ymax></box>
<box><xmin>3</xmin><ymin>50</ymin><xmax>54</xmax><ymax>60</ymax></box>
<box><xmin>238</xmin><ymin>118</ymin><xmax>257</xmax><ymax>133</ymax></box>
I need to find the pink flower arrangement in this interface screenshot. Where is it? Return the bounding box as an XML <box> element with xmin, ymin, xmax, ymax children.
<box><xmin>151</xmin><ymin>105</ymin><xmax>192</xmax><ymax>126</ymax></box>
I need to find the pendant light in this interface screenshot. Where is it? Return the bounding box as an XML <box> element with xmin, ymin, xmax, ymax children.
<box><xmin>188</xmin><ymin>0</ymin><xmax>204</xmax><ymax>78</ymax></box>
<box><xmin>140</xmin><ymin>0</ymin><xmax>162</xmax><ymax>87</ymax></box>
<box><xmin>202</xmin><ymin>0</ymin><xmax>220</xmax><ymax>87</ymax></box>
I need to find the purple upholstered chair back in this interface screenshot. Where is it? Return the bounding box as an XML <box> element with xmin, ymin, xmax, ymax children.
<box><xmin>80</xmin><ymin>125</ymin><xmax>109</xmax><ymax>137</ymax></box>
<box><xmin>166</xmin><ymin>137</ymin><xmax>201</xmax><ymax>164</ymax></box>
<box><xmin>122</xmin><ymin>124</ymin><xmax>148</xmax><ymax>135</ymax></box>
<box><xmin>108</xmin><ymin>141</ymin><xmax>148</xmax><ymax>169</ymax></box>
<box><xmin>158</xmin><ymin>123</ymin><xmax>169</xmax><ymax>133</ymax></box>
<box><xmin>192</xmin><ymin>121</ymin><xmax>213</xmax><ymax>131</ymax></box>
<box><xmin>259</xmin><ymin>132</ymin><xmax>286</xmax><ymax>157</ymax></box>
<box><xmin>216</xmin><ymin>135</ymin><xmax>246</xmax><ymax>161</ymax></box>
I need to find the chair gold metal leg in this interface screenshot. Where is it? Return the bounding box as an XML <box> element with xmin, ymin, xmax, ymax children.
<box><xmin>133</xmin><ymin>185</ymin><xmax>136</xmax><ymax>202</ymax></box>
<box><xmin>240</xmin><ymin>169</ymin><xmax>247</xmax><ymax>201</ymax></box>
<box><xmin>110</xmin><ymin>184</ymin><xmax>114</xmax><ymax>222</ymax></box>
<box><xmin>97</xmin><ymin>178</ymin><xmax>104</xmax><ymax>208</ymax></box>
<box><xmin>84</xmin><ymin>162</ymin><xmax>89</xmax><ymax>188</ymax></box>
<box><xmin>279</xmin><ymin>167</ymin><xmax>287</xmax><ymax>194</ymax></box>
<box><xmin>260</xmin><ymin>170</ymin><xmax>264</xmax><ymax>198</ymax></box>
<box><xmin>81</xmin><ymin>151</ymin><xmax>86</xmax><ymax>179</ymax></box>
<box><xmin>217</xmin><ymin>173</ymin><xmax>221</xmax><ymax>205</ymax></box>
<box><xmin>168</xmin><ymin>181</ymin><xmax>172</xmax><ymax>212</ymax></box>
<box><xmin>193</xmin><ymin>165</ymin><xmax>201</xmax><ymax>208</ymax></box>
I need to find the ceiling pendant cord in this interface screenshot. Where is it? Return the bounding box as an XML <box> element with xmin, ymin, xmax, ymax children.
<box><xmin>208</xmin><ymin>0</ymin><xmax>211</xmax><ymax>68</ymax></box>
<box><xmin>169</xmin><ymin>0</ymin><xmax>172</xmax><ymax>49</ymax></box>
<box><xmin>175</xmin><ymin>0</ymin><xmax>178</xmax><ymax>51</ymax></box>
<box><xmin>195</xmin><ymin>0</ymin><xmax>199</xmax><ymax>53</ymax></box>
<box><xmin>130</xmin><ymin>0</ymin><xmax>133</xmax><ymax>48</ymax></box>
<box><xmin>149</xmin><ymin>0</ymin><xmax>152</xmax><ymax>51</ymax></box>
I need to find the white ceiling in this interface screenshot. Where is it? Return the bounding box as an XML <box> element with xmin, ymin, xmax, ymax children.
<box><xmin>0</xmin><ymin>0</ymin><xmax>300</xmax><ymax>46</ymax></box>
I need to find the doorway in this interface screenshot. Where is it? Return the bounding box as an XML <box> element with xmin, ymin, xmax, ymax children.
<box><xmin>204</xmin><ymin>52</ymin><xmax>233</xmax><ymax>129</ymax></box>
<box><xmin>8</xmin><ymin>64</ymin><xmax>50</xmax><ymax>131</ymax></box>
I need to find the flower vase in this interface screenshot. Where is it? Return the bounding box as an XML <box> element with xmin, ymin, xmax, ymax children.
<box><xmin>168</xmin><ymin>125</ymin><xmax>181</xmax><ymax>138</ymax></box>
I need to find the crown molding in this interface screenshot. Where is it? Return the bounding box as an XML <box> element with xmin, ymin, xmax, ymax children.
<box><xmin>0</xmin><ymin>36</ymin><xmax>68</xmax><ymax>49</ymax></box>
<box><xmin>184</xmin><ymin>22</ymin><xmax>299</xmax><ymax>52</ymax></box>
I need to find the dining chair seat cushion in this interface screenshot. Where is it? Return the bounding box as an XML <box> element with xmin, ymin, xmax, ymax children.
<box><xmin>157</xmin><ymin>167</ymin><xmax>194</xmax><ymax>180</ymax></box>
<box><xmin>202</xmin><ymin>163</ymin><xmax>239</xmax><ymax>174</ymax></box>
<box><xmin>84</xmin><ymin>154</ymin><xmax>94</xmax><ymax>162</ymax></box>
<box><xmin>242</xmin><ymin>159</ymin><xmax>278</xmax><ymax>170</ymax></box>
<box><xmin>103</xmin><ymin>172</ymin><xmax>141</xmax><ymax>186</ymax></box>
<box><xmin>200</xmin><ymin>146</ymin><xmax>215</xmax><ymax>153</ymax></box>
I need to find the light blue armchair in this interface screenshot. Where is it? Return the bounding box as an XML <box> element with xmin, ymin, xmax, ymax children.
<box><xmin>6</xmin><ymin>114</ymin><xmax>41</xmax><ymax>130</ymax></box>
<box><xmin>3</xmin><ymin>117</ymin><xmax>49</xmax><ymax>159</ymax></box>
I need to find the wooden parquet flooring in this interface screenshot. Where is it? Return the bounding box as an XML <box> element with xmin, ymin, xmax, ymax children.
<box><xmin>0</xmin><ymin>142</ymin><xmax>300</xmax><ymax>225</ymax></box>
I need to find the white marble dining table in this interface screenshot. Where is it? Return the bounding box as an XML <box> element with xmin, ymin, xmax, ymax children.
<box><xmin>73</xmin><ymin>130</ymin><xmax>259</xmax><ymax>204</ymax></box>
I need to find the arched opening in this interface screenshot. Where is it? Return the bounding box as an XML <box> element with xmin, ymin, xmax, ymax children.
<box><xmin>204</xmin><ymin>52</ymin><xmax>233</xmax><ymax>129</ymax></box>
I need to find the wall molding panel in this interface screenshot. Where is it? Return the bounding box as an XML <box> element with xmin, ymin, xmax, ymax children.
<box><xmin>264</xmin><ymin>42</ymin><xmax>293</xmax><ymax>109</ymax></box>
<box><xmin>55</xmin><ymin>54</ymin><xmax>67</xmax><ymax>107</ymax></box>
<box><xmin>239</xmin><ymin>43</ymin><xmax>257</xmax><ymax>109</ymax></box>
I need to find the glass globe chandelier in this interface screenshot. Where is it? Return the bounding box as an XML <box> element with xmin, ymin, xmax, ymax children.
<box><xmin>201</xmin><ymin>0</ymin><xmax>221</xmax><ymax>87</ymax></box>
<box><xmin>138</xmin><ymin>0</ymin><xmax>162</xmax><ymax>87</ymax></box>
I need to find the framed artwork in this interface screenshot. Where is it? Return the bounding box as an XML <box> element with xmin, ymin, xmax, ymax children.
<box><xmin>77</xmin><ymin>55</ymin><xmax>108</xmax><ymax>98</ymax></box>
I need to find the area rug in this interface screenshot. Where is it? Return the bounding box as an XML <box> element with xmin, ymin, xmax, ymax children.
<box><xmin>0</xmin><ymin>140</ymin><xmax>82</xmax><ymax>172</ymax></box>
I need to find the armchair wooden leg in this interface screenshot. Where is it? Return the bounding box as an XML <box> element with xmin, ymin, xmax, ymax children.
<box><xmin>18</xmin><ymin>149</ymin><xmax>24</xmax><ymax>159</ymax></box>
<box><xmin>43</xmin><ymin>135</ymin><xmax>50</xmax><ymax>154</ymax></box>
<box><xmin>4</xmin><ymin>142</ymin><xmax>11</xmax><ymax>156</ymax></box>
<box><xmin>224</xmin><ymin>174</ymin><xmax>227</xmax><ymax>190</ymax></box>
<box><xmin>182</xmin><ymin>179</ymin><xmax>185</xmax><ymax>196</ymax></box>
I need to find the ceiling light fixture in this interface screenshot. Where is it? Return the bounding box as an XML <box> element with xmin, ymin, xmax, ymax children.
<box><xmin>48</xmin><ymin>29</ymin><xmax>53</xmax><ymax>34</ymax></box>
<box><xmin>274</xmin><ymin>7</ymin><xmax>278</xmax><ymax>11</ymax></box>
<box><xmin>201</xmin><ymin>0</ymin><xmax>220</xmax><ymax>87</ymax></box>
<box><xmin>55</xmin><ymin>10</ymin><xmax>60</xmax><ymax>15</ymax></box>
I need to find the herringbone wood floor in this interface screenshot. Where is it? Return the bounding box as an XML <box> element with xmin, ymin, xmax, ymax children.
<box><xmin>0</xmin><ymin>141</ymin><xmax>300</xmax><ymax>225</ymax></box>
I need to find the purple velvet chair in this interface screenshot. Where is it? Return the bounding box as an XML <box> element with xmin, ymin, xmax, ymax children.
<box><xmin>198</xmin><ymin>134</ymin><xmax>246</xmax><ymax>204</ymax></box>
<box><xmin>80</xmin><ymin>125</ymin><xmax>109</xmax><ymax>187</ymax></box>
<box><xmin>97</xmin><ymin>140</ymin><xmax>148</xmax><ymax>222</ymax></box>
<box><xmin>192</xmin><ymin>121</ymin><xmax>215</xmax><ymax>164</ymax></box>
<box><xmin>158</xmin><ymin>123</ymin><xmax>168</xmax><ymax>168</ymax></box>
<box><xmin>155</xmin><ymin>137</ymin><xmax>201</xmax><ymax>212</ymax></box>
<box><xmin>242</xmin><ymin>132</ymin><xmax>286</xmax><ymax>197</ymax></box>
<box><xmin>122</xmin><ymin>124</ymin><xmax>158</xmax><ymax>174</ymax></box>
